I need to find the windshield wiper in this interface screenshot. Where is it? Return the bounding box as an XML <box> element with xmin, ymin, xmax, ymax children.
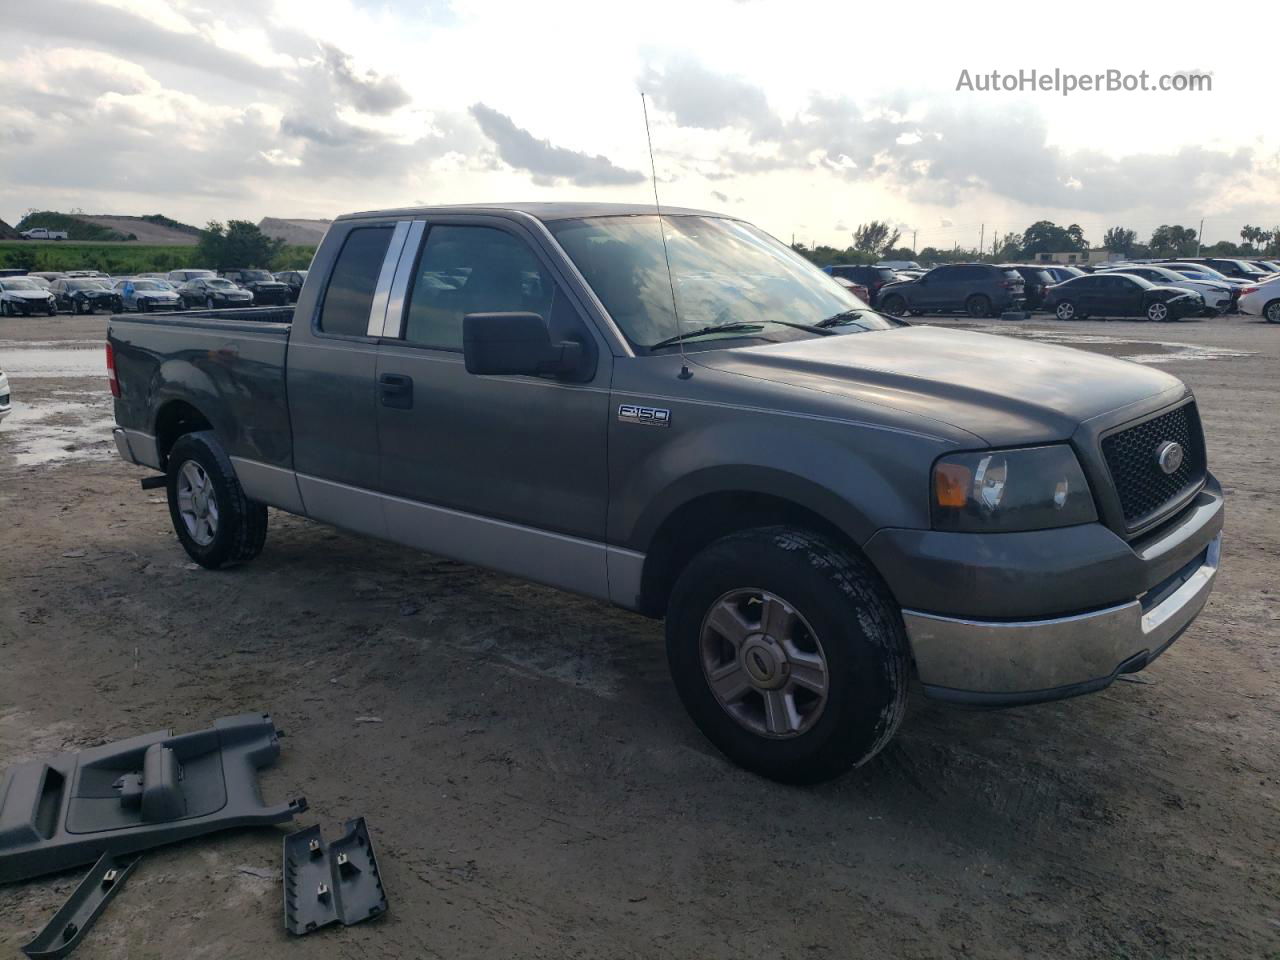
<box><xmin>649</xmin><ymin>319</ymin><xmax>834</xmax><ymax>350</ymax></box>
<box><xmin>816</xmin><ymin>308</ymin><xmax>879</xmax><ymax>329</ymax></box>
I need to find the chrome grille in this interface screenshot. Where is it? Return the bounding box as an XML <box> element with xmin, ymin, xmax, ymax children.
<box><xmin>1102</xmin><ymin>402</ymin><xmax>1206</xmax><ymax>529</ymax></box>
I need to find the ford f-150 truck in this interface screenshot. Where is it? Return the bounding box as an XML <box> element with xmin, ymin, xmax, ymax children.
<box><xmin>108</xmin><ymin>203</ymin><xmax>1224</xmax><ymax>783</ymax></box>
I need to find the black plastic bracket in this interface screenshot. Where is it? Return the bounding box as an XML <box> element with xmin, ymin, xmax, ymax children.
<box><xmin>283</xmin><ymin>818</ymin><xmax>387</xmax><ymax>935</ymax></box>
<box><xmin>21</xmin><ymin>851</ymin><xmax>141</xmax><ymax>959</ymax></box>
<box><xmin>138</xmin><ymin>476</ymin><xmax>167</xmax><ymax>490</ymax></box>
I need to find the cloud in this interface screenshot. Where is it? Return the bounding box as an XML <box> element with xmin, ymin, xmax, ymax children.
<box><xmin>469</xmin><ymin>104</ymin><xmax>644</xmax><ymax>187</ymax></box>
<box><xmin>318</xmin><ymin>43</ymin><xmax>411</xmax><ymax>115</ymax></box>
<box><xmin>641</xmin><ymin>59</ymin><xmax>1256</xmax><ymax>213</ymax></box>
<box><xmin>639</xmin><ymin>59</ymin><xmax>781</xmax><ymax>138</ymax></box>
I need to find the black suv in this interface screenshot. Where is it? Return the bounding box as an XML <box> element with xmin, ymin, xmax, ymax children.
<box><xmin>877</xmin><ymin>263</ymin><xmax>1025</xmax><ymax>318</ymax></box>
<box><xmin>273</xmin><ymin>269</ymin><xmax>308</xmax><ymax>304</ymax></box>
<box><xmin>824</xmin><ymin>265</ymin><xmax>899</xmax><ymax>306</ymax></box>
<box><xmin>1001</xmin><ymin>265</ymin><xmax>1057</xmax><ymax>311</ymax></box>
<box><xmin>218</xmin><ymin>269</ymin><xmax>290</xmax><ymax>305</ymax></box>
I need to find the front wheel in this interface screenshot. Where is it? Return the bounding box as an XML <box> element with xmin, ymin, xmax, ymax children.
<box><xmin>1147</xmin><ymin>301</ymin><xmax>1170</xmax><ymax>322</ymax></box>
<box><xmin>205</xmin><ymin>296</ymin><xmax>215</xmax><ymax>310</ymax></box>
<box><xmin>665</xmin><ymin>527</ymin><xmax>909</xmax><ymax>784</ymax></box>
<box><xmin>166</xmin><ymin>430</ymin><xmax>267</xmax><ymax>569</ymax></box>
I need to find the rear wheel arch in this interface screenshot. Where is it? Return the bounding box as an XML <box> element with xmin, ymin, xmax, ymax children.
<box><xmin>154</xmin><ymin>399</ymin><xmax>213</xmax><ymax>469</ymax></box>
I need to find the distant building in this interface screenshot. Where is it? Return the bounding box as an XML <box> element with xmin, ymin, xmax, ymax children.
<box><xmin>258</xmin><ymin>217</ymin><xmax>332</xmax><ymax>246</ymax></box>
<box><xmin>1032</xmin><ymin>248</ymin><xmax>1114</xmax><ymax>265</ymax></box>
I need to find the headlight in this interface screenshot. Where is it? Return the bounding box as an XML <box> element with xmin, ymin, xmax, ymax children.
<box><xmin>931</xmin><ymin>445</ymin><xmax>1096</xmax><ymax>532</ymax></box>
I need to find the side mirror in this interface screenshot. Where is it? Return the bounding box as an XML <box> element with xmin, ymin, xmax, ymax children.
<box><xmin>463</xmin><ymin>312</ymin><xmax>584</xmax><ymax>379</ymax></box>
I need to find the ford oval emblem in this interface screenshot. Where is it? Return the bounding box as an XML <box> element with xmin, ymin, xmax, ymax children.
<box><xmin>1156</xmin><ymin>441</ymin><xmax>1184</xmax><ymax>475</ymax></box>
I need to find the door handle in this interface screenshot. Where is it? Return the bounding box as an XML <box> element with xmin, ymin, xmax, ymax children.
<box><xmin>379</xmin><ymin>372</ymin><xmax>413</xmax><ymax>409</ymax></box>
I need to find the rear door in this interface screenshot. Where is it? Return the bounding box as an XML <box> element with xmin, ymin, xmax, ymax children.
<box><xmin>285</xmin><ymin>218</ymin><xmax>404</xmax><ymax>536</ymax></box>
<box><xmin>372</xmin><ymin>214</ymin><xmax>613</xmax><ymax>593</ymax></box>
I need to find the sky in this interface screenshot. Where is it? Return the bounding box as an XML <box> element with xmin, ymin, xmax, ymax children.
<box><xmin>2</xmin><ymin>0</ymin><xmax>1277</xmax><ymax>252</ymax></box>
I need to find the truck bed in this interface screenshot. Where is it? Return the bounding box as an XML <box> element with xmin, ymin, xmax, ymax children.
<box><xmin>108</xmin><ymin>306</ymin><xmax>296</xmax><ymax>472</ymax></box>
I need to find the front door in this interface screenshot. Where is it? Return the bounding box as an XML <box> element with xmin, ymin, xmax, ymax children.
<box><xmin>373</xmin><ymin>216</ymin><xmax>612</xmax><ymax>595</ymax></box>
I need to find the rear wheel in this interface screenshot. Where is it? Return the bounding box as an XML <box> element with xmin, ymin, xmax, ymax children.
<box><xmin>880</xmin><ymin>294</ymin><xmax>907</xmax><ymax>317</ymax></box>
<box><xmin>1054</xmin><ymin>300</ymin><xmax>1077</xmax><ymax>321</ymax></box>
<box><xmin>1264</xmin><ymin>300</ymin><xmax>1280</xmax><ymax>323</ymax></box>
<box><xmin>0</xmin><ymin>301</ymin><xmax>9</xmax><ymax>317</ymax></box>
<box><xmin>166</xmin><ymin>431</ymin><xmax>267</xmax><ymax>569</ymax></box>
<box><xmin>965</xmin><ymin>294</ymin><xmax>992</xmax><ymax>318</ymax></box>
<box><xmin>665</xmin><ymin>527</ymin><xmax>909</xmax><ymax>784</ymax></box>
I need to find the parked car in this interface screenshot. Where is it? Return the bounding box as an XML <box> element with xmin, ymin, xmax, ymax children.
<box><xmin>19</xmin><ymin>227</ymin><xmax>68</xmax><ymax>241</ymax></box>
<box><xmin>64</xmin><ymin>270</ymin><xmax>109</xmax><ymax>279</ymax></box>
<box><xmin>830</xmin><ymin>275</ymin><xmax>871</xmax><ymax>303</ymax></box>
<box><xmin>1044</xmin><ymin>273</ymin><xmax>1203</xmax><ymax>321</ymax></box>
<box><xmin>50</xmin><ymin>278</ymin><xmax>123</xmax><ymax>314</ymax></box>
<box><xmin>1168</xmin><ymin>258</ymin><xmax>1270</xmax><ymax>282</ymax></box>
<box><xmin>1034</xmin><ymin>265</ymin><xmax>1087</xmax><ymax>284</ymax></box>
<box><xmin>107</xmin><ymin>201</ymin><xmax>1223</xmax><ymax>784</ymax></box>
<box><xmin>0</xmin><ymin>365</ymin><xmax>10</xmax><ymax>424</ymax></box>
<box><xmin>0</xmin><ymin>277</ymin><xmax>59</xmax><ymax>316</ymax></box>
<box><xmin>23</xmin><ymin>275</ymin><xmax>52</xmax><ymax>290</ymax></box>
<box><xmin>175</xmin><ymin>277</ymin><xmax>254</xmax><ymax>309</ymax></box>
<box><xmin>1160</xmin><ymin>262</ymin><xmax>1250</xmax><ymax>288</ymax></box>
<box><xmin>823</xmin><ymin>265</ymin><xmax>899</xmax><ymax>306</ymax></box>
<box><xmin>218</xmin><ymin>269</ymin><xmax>290</xmax><ymax>305</ymax></box>
<box><xmin>876</xmin><ymin>260</ymin><xmax>922</xmax><ymax>271</ymax></box>
<box><xmin>1246</xmin><ymin>260</ymin><xmax>1280</xmax><ymax>275</ymax></box>
<box><xmin>1097</xmin><ymin>264</ymin><xmax>1234</xmax><ymax>314</ymax></box>
<box><xmin>273</xmin><ymin>270</ymin><xmax>308</xmax><ymax>303</ymax></box>
<box><xmin>1236</xmin><ymin>275</ymin><xmax>1280</xmax><ymax>322</ymax></box>
<box><xmin>167</xmin><ymin>268</ymin><xmax>217</xmax><ymax>284</ymax></box>
<box><xmin>878</xmin><ymin>263</ymin><xmax>1025</xmax><ymax>317</ymax></box>
<box><xmin>1001</xmin><ymin>265</ymin><xmax>1057</xmax><ymax>311</ymax></box>
<box><xmin>29</xmin><ymin>271</ymin><xmax>68</xmax><ymax>283</ymax></box>
<box><xmin>117</xmin><ymin>278</ymin><xmax>184</xmax><ymax>313</ymax></box>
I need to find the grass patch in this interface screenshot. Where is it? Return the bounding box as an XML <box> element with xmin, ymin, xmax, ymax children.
<box><xmin>0</xmin><ymin>242</ymin><xmax>315</xmax><ymax>274</ymax></box>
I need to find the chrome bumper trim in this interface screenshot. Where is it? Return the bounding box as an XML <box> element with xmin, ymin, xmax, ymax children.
<box><xmin>903</xmin><ymin>535</ymin><xmax>1221</xmax><ymax>695</ymax></box>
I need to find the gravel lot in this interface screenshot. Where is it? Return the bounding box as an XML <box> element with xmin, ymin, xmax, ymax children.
<box><xmin>1</xmin><ymin>312</ymin><xmax>1276</xmax><ymax>959</ymax></box>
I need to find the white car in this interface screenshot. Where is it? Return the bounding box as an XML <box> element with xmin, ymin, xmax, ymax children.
<box><xmin>1161</xmin><ymin>263</ymin><xmax>1251</xmax><ymax>288</ymax></box>
<box><xmin>0</xmin><ymin>367</ymin><xmax>10</xmax><ymax>423</ymax></box>
<box><xmin>0</xmin><ymin>277</ymin><xmax>60</xmax><ymax>317</ymax></box>
<box><xmin>1100</xmin><ymin>264</ymin><xmax>1235</xmax><ymax>314</ymax></box>
<box><xmin>1237</xmin><ymin>275</ymin><xmax>1280</xmax><ymax>323</ymax></box>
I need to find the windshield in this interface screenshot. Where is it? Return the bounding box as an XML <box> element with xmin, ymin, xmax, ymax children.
<box><xmin>548</xmin><ymin>215</ymin><xmax>893</xmax><ymax>350</ymax></box>
<box><xmin>240</xmin><ymin>270</ymin><xmax>272</xmax><ymax>281</ymax></box>
<box><xmin>206</xmin><ymin>278</ymin><xmax>236</xmax><ymax>289</ymax></box>
<box><xmin>1</xmin><ymin>279</ymin><xmax>40</xmax><ymax>290</ymax></box>
<box><xmin>68</xmin><ymin>280</ymin><xmax>106</xmax><ymax>290</ymax></box>
<box><xmin>131</xmin><ymin>280</ymin><xmax>162</xmax><ymax>290</ymax></box>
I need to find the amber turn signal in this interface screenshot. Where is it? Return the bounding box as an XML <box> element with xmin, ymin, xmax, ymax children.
<box><xmin>933</xmin><ymin>462</ymin><xmax>971</xmax><ymax>508</ymax></box>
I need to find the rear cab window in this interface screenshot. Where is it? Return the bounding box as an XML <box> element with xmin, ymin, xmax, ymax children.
<box><xmin>317</xmin><ymin>226</ymin><xmax>394</xmax><ymax>337</ymax></box>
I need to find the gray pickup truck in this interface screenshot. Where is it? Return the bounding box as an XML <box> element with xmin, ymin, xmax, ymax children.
<box><xmin>108</xmin><ymin>203</ymin><xmax>1223</xmax><ymax>783</ymax></box>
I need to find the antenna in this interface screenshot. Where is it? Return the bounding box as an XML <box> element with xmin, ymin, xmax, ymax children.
<box><xmin>640</xmin><ymin>92</ymin><xmax>690</xmax><ymax>378</ymax></box>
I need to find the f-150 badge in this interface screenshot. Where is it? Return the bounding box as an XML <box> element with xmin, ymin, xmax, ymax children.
<box><xmin>618</xmin><ymin>404</ymin><xmax>671</xmax><ymax>426</ymax></box>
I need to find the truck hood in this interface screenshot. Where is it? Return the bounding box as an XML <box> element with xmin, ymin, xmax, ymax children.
<box><xmin>693</xmin><ymin>325</ymin><xmax>1186</xmax><ymax>446</ymax></box>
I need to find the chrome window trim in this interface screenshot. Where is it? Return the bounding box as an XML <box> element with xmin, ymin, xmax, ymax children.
<box><xmin>365</xmin><ymin>220</ymin><xmax>411</xmax><ymax>337</ymax></box>
<box><xmin>382</xmin><ymin>220</ymin><xmax>426</xmax><ymax>338</ymax></box>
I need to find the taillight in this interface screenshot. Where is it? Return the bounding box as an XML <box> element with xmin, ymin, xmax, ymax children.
<box><xmin>1240</xmin><ymin>286</ymin><xmax>1258</xmax><ymax>295</ymax></box>
<box><xmin>106</xmin><ymin>341</ymin><xmax>120</xmax><ymax>397</ymax></box>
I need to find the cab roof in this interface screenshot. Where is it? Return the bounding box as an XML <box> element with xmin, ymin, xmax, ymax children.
<box><xmin>337</xmin><ymin>201</ymin><xmax>729</xmax><ymax>223</ymax></box>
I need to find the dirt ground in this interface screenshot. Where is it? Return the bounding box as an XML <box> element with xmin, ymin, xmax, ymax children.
<box><xmin>0</xmin><ymin>312</ymin><xmax>1276</xmax><ymax>959</ymax></box>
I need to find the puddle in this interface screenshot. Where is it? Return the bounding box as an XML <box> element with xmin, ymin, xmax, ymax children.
<box><xmin>981</xmin><ymin>327</ymin><xmax>1256</xmax><ymax>364</ymax></box>
<box><xmin>0</xmin><ymin>344</ymin><xmax>106</xmax><ymax>379</ymax></box>
<box><xmin>0</xmin><ymin>395</ymin><xmax>115</xmax><ymax>466</ymax></box>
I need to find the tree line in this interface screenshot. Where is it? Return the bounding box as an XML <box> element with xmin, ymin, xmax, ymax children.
<box><xmin>794</xmin><ymin>219</ymin><xmax>1280</xmax><ymax>268</ymax></box>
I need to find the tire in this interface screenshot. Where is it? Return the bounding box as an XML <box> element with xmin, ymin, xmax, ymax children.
<box><xmin>47</xmin><ymin>302</ymin><xmax>57</xmax><ymax>317</ymax></box>
<box><xmin>1264</xmin><ymin>300</ymin><xmax>1280</xmax><ymax>323</ymax></box>
<box><xmin>139</xmin><ymin>299</ymin><xmax>150</xmax><ymax>313</ymax></box>
<box><xmin>205</xmin><ymin>296</ymin><xmax>215</xmax><ymax>310</ymax></box>
<box><xmin>0</xmin><ymin>301</ymin><xmax>9</xmax><ymax>318</ymax></box>
<box><xmin>665</xmin><ymin>526</ymin><xmax>909</xmax><ymax>784</ymax></box>
<box><xmin>965</xmin><ymin>294</ymin><xmax>992</xmax><ymax>318</ymax></box>
<box><xmin>165</xmin><ymin>430</ymin><xmax>267</xmax><ymax>569</ymax></box>
<box><xmin>880</xmin><ymin>294</ymin><xmax>907</xmax><ymax>317</ymax></box>
<box><xmin>1146</xmin><ymin>301</ymin><xmax>1170</xmax><ymax>323</ymax></box>
<box><xmin>1054</xmin><ymin>300</ymin><xmax>1077</xmax><ymax>321</ymax></box>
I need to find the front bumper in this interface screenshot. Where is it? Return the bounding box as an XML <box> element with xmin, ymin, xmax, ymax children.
<box><xmin>866</xmin><ymin>475</ymin><xmax>1224</xmax><ymax>706</ymax></box>
<box><xmin>903</xmin><ymin>534</ymin><xmax>1220</xmax><ymax>705</ymax></box>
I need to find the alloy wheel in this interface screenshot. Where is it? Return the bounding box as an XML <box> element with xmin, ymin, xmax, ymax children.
<box><xmin>176</xmin><ymin>460</ymin><xmax>219</xmax><ymax>546</ymax></box>
<box><xmin>698</xmin><ymin>589</ymin><xmax>829</xmax><ymax>739</ymax></box>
